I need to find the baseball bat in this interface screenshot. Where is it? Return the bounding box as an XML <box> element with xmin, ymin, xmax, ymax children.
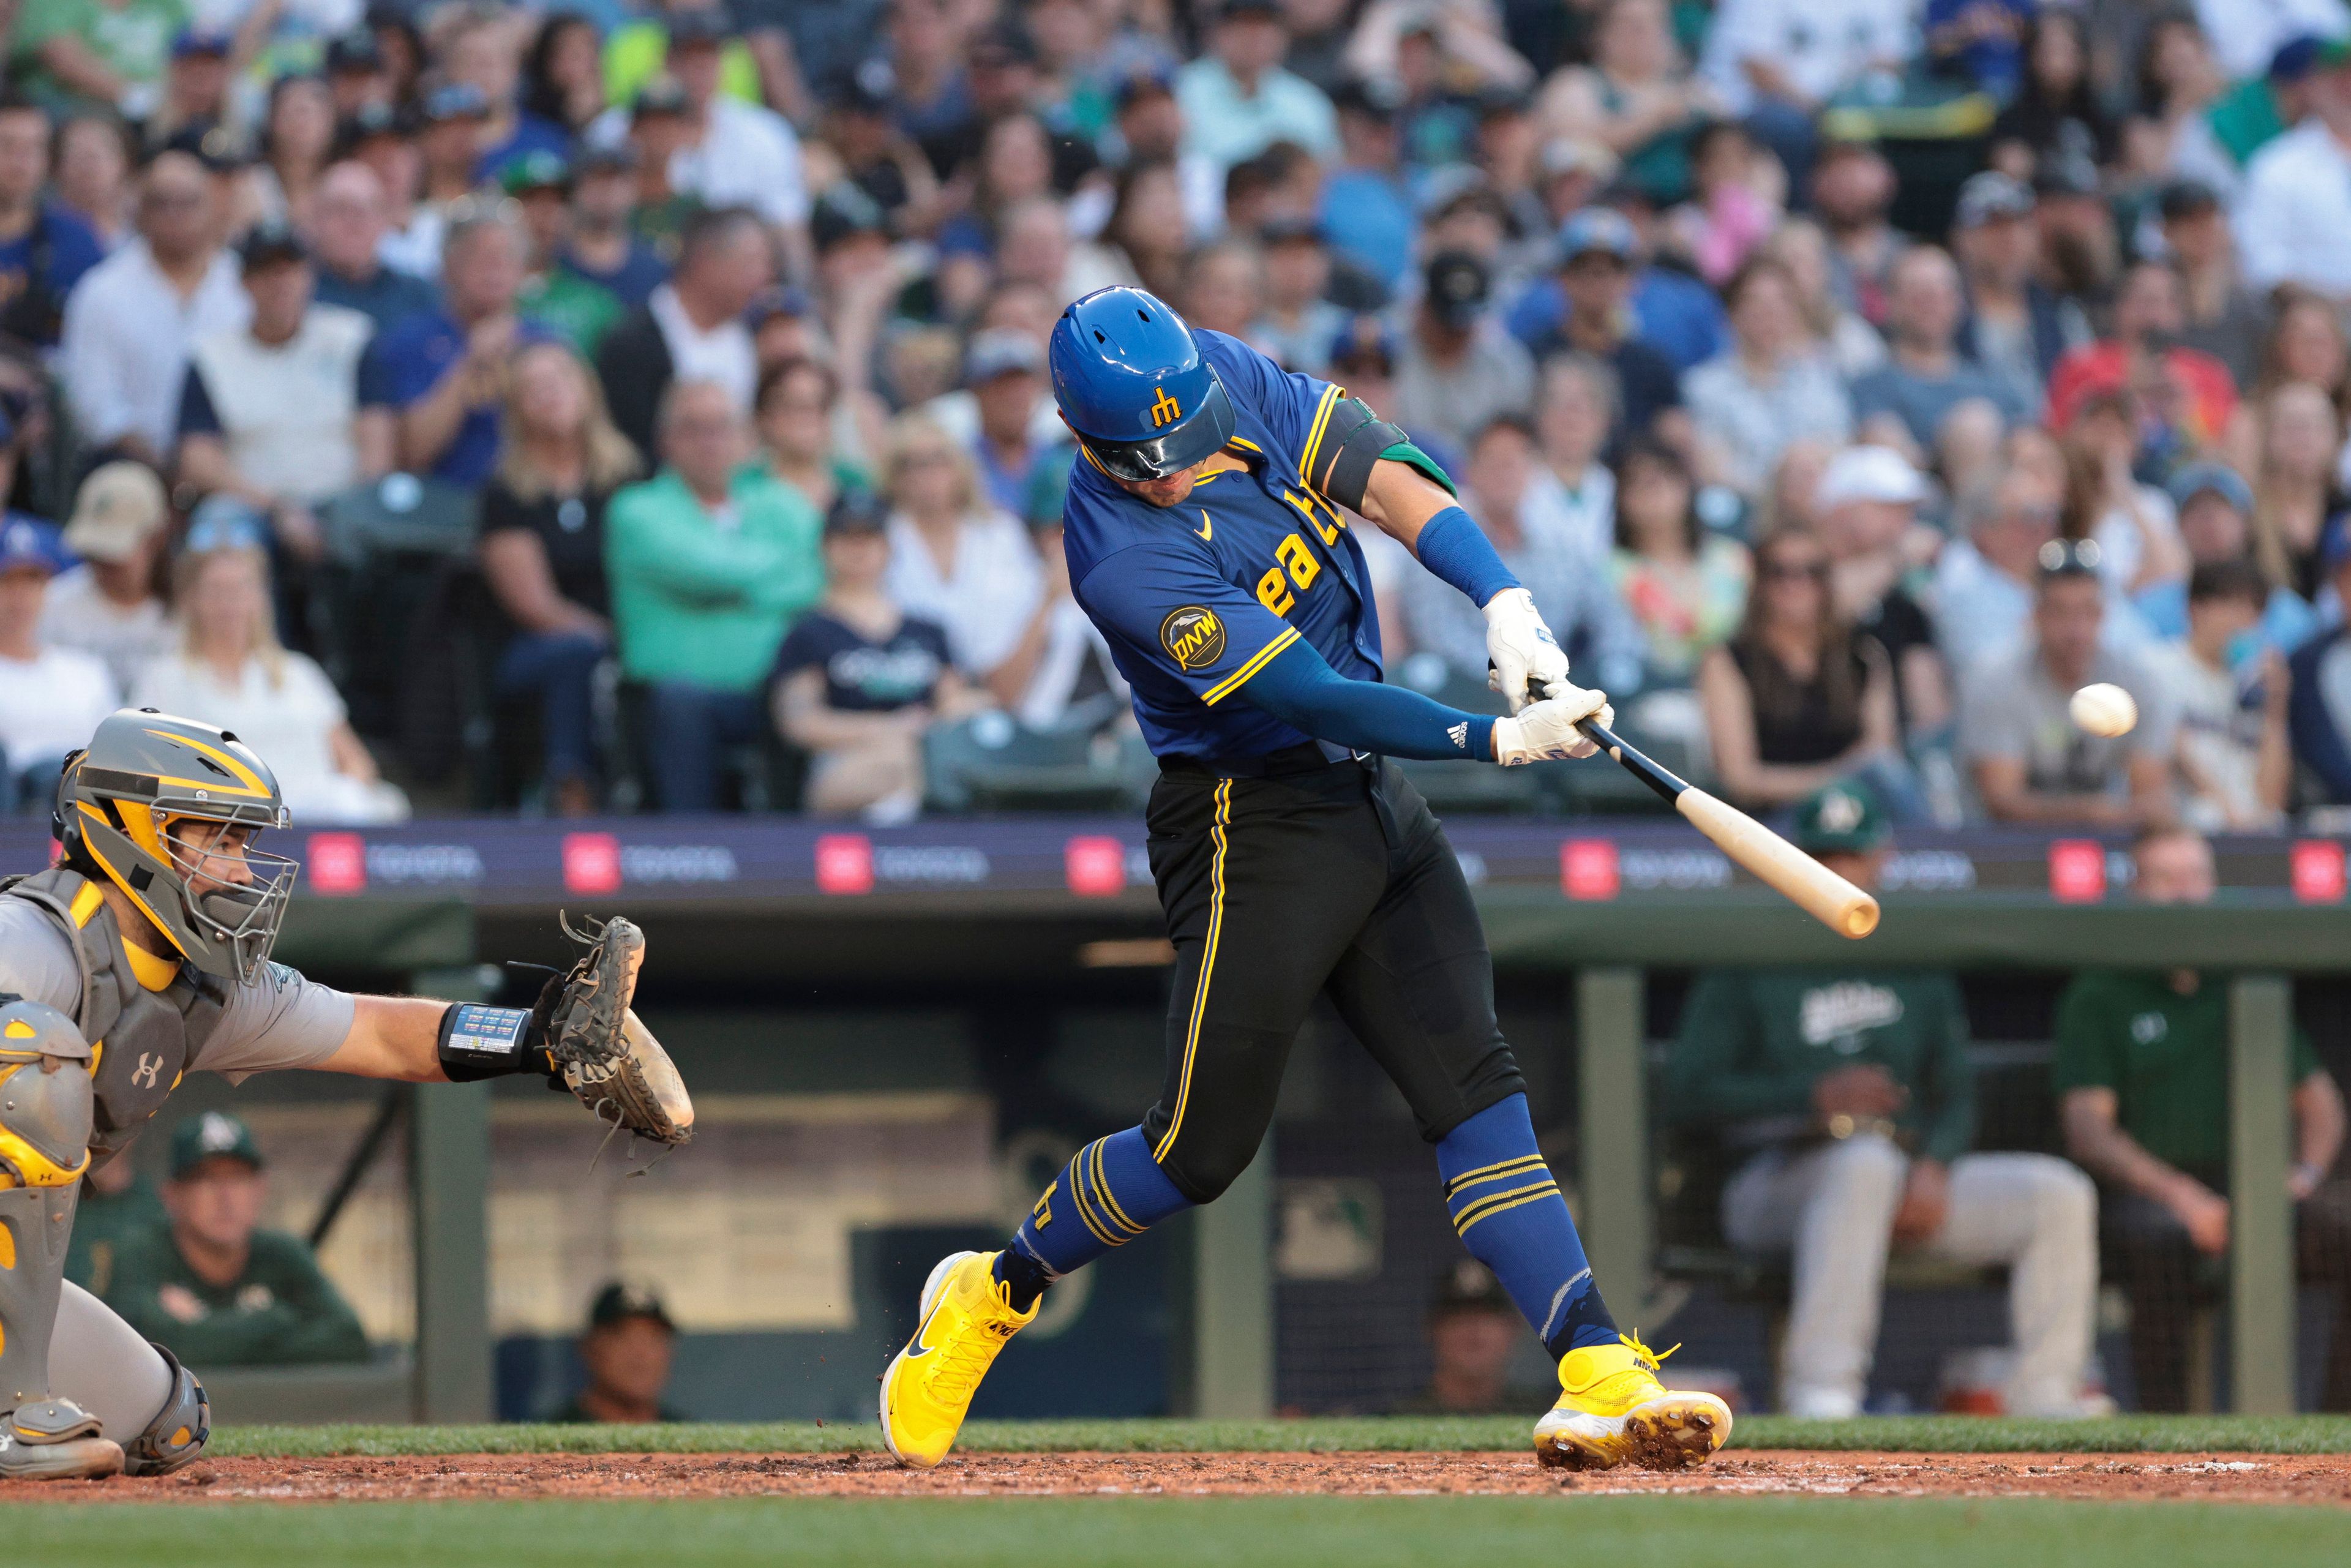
<box><xmin>1574</xmin><ymin>718</ymin><xmax>1881</xmax><ymax>939</ymax></box>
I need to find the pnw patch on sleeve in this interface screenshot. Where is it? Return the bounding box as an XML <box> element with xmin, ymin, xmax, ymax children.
<box><xmin>1159</xmin><ymin>605</ymin><xmax>1227</xmax><ymax>670</ymax></box>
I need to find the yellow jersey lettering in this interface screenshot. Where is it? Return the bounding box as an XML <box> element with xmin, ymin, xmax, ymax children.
<box><xmin>1256</xmin><ymin>567</ymin><xmax>1295</xmax><ymax>616</ymax></box>
<box><xmin>1277</xmin><ymin>533</ymin><xmax>1321</xmax><ymax>591</ymax></box>
<box><xmin>1284</xmin><ymin>489</ymin><xmax>1341</xmax><ymax>546</ymax></box>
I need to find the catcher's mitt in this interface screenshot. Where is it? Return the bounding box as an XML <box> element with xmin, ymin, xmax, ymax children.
<box><xmin>534</xmin><ymin>914</ymin><xmax>694</xmax><ymax>1148</ymax></box>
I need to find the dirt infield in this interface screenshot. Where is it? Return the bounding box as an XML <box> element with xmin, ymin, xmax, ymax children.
<box><xmin>30</xmin><ymin>1450</ymin><xmax>2351</xmax><ymax>1506</ymax></box>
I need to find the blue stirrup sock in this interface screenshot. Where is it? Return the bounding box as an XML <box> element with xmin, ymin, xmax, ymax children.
<box><xmin>994</xmin><ymin>1127</ymin><xmax>1193</xmax><ymax>1310</ymax></box>
<box><xmin>1437</xmin><ymin>1094</ymin><xmax>1619</xmax><ymax>1359</ymax></box>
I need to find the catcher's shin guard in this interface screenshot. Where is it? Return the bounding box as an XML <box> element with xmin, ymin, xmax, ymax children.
<box><xmin>118</xmin><ymin>1343</ymin><xmax>209</xmax><ymax>1476</ymax></box>
<box><xmin>0</xmin><ymin>997</ymin><xmax>122</xmax><ymax>1481</ymax></box>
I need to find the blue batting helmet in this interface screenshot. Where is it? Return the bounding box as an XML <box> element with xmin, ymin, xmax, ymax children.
<box><xmin>1048</xmin><ymin>287</ymin><xmax>1235</xmax><ymax>483</ymax></box>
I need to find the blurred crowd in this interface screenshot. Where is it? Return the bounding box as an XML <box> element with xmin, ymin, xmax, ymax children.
<box><xmin>2</xmin><ymin>0</ymin><xmax>2351</xmax><ymax>822</ymax></box>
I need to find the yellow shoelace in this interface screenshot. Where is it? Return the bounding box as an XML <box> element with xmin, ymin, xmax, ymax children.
<box><xmin>1619</xmin><ymin>1331</ymin><xmax>1682</xmax><ymax>1374</ymax></box>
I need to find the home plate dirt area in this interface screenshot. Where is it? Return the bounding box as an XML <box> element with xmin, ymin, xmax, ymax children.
<box><xmin>42</xmin><ymin>1450</ymin><xmax>2351</xmax><ymax>1504</ymax></box>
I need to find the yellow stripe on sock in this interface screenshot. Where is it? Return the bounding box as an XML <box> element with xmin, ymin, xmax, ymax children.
<box><xmin>1452</xmin><ymin>1179</ymin><xmax>1562</xmax><ymax>1234</ymax></box>
<box><xmin>1066</xmin><ymin>1163</ymin><xmax>1122</xmax><ymax>1248</ymax></box>
<box><xmin>1090</xmin><ymin>1139</ymin><xmax>1146</xmax><ymax>1236</ymax></box>
<box><xmin>1154</xmin><ymin>779</ymin><xmax>1231</xmax><ymax>1165</ymax></box>
<box><xmin>1443</xmin><ymin>1153</ymin><xmax>1550</xmax><ymax>1199</ymax></box>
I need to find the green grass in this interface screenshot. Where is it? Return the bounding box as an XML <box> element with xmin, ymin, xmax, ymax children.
<box><xmin>203</xmin><ymin>1412</ymin><xmax>2351</xmax><ymax>1459</ymax></box>
<box><xmin>7</xmin><ymin>1496</ymin><xmax>2346</xmax><ymax>1568</ymax></box>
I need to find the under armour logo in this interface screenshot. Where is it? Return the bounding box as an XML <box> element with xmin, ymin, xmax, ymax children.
<box><xmin>1449</xmin><ymin>722</ymin><xmax>1469</xmax><ymax>750</ymax></box>
<box><xmin>1150</xmin><ymin>386</ymin><xmax>1182</xmax><ymax>427</ymax></box>
<box><xmin>132</xmin><ymin>1053</ymin><xmax>163</xmax><ymax>1089</ymax></box>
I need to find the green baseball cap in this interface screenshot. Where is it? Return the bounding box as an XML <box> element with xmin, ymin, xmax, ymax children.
<box><xmin>170</xmin><ymin>1111</ymin><xmax>264</xmax><ymax>1178</ymax></box>
<box><xmin>500</xmin><ymin>150</ymin><xmax>573</xmax><ymax>196</ymax></box>
<box><xmin>1791</xmin><ymin>781</ymin><xmax>1889</xmax><ymax>855</ymax></box>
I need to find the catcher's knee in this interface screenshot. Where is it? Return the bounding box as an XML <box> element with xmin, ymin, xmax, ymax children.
<box><xmin>119</xmin><ymin>1343</ymin><xmax>209</xmax><ymax>1476</ymax></box>
<box><xmin>0</xmin><ymin>996</ymin><xmax>96</xmax><ymax>1191</ymax></box>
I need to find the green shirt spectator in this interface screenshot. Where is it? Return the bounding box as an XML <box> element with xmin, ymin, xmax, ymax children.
<box><xmin>2053</xmin><ymin>969</ymin><xmax>2321</xmax><ymax>1188</ymax></box>
<box><xmin>606</xmin><ymin>461</ymin><xmax>823</xmax><ymax>693</ymax></box>
<box><xmin>104</xmin><ymin>1111</ymin><xmax>370</xmax><ymax>1368</ymax></box>
<box><xmin>12</xmin><ymin>0</ymin><xmax>189</xmax><ymax>112</ymax></box>
<box><xmin>522</xmin><ymin>269</ymin><xmax>626</xmax><ymax>358</ymax></box>
<box><xmin>64</xmin><ymin>1162</ymin><xmax>167</xmax><ymax>1297</ymax></box>
<box><xmin>1667</xmin><ymin>969</ymin><xmax>1977</xmax><ymax>1165</ymax></box>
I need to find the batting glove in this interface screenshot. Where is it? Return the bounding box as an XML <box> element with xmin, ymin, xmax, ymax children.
<box><xmin>1492</xmin><ymin>682</ymin><xmax>1613</xmax><ymax>765</ymax></box>
<box><xmin>1482</xmin><ymin>588</ymin><xmax>1572</xmax><ymax>715</ymax></box>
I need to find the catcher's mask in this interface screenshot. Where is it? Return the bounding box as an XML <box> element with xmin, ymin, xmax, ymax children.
<box><xmin>54</xmin><ymin>709</ymin><xmax>296</xmax><ymax>986</ymax></box>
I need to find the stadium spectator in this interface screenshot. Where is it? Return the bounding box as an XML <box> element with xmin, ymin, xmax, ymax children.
<box><xmin>0</xmin><ymin>517</ymin><xmax>114</xmax><ymax>812</ymax></box>
<box><xmin>480</xmin><ymin>341</ymin><xmax>642</xmax><ymax>817</ymax></box>
<box><xmin>442</xmin><ymin>6</ymin><xmax>569</xmax><ymax>186</ymax></box>
<box><xmin>1669</xmin><ymin>782</ymin><xmax>2105</xmax><ymax>1419</ymax></box>
<box><xmin>2237</xmin><ymin>39</ymin><xmax>2351</xmax><ymax>298</ymax></box>
<box><xmin>64</xmin><ymin>1146</ymin><xmax>165</xmax><ymax>1298</ymax></box>
<box><xmin>40</xmin><ymin>460</ymin><xmax>171</xmax><ymax>699</ymax></box>
<box><xmin>758</xmin><ymin>357</ymin><xmax>868</xmax><ymax>522</ymax></box>
<box><xmin>2151</xmin><ymin>560</ymin><xmax>2291</xmax><ymax>831</ymax></box>
<box><xmin>2135</xmin><ymin>462</ymin><xmax>2319</xmax><ymax>653</ymax></box>
<box><xmin>0</xmin><ymin>94</ymin><xmax>105</xmax><ymax>350</ymax></box>
<box><xmin>58</xmin><ymin>148</ymin><xmax>247</xmax><ymax>467</ymax></box>
<box><xmin>1852</xmin><ymin>247</ymin><xmax>2030</xmax><ymax>459</ymax></box>
<box><xmin>2227</xmin><ymin>290</ymin><xmax>2350</xmax><ymax>470</ymax></box>
<box><xmin>2287</xmin><ymin>522</ymin><xmax>2351</xmax><ymax>805</ymax></box>
<box><xmin>1934</xmin><ymin>464</ymin><xmax>2063</xmax><ymax>678</ymax></box>
<box><xmin>1400</xmin><ymin>413</ymin><xmax>1641</xmax><ymax>697</ymax></box>
<box><xmin>2045</xmin><ymin>260</ymin><xmax>2237</xmax><ymax>450</ymax></box>
<box><xmin>2158</xmin><ymin>180</ymin><xmax>2269</xmax><ymax>391</ymax></box>
<box><xmin>1685</xmin><ymin>257</ymin><xmax>1853</xmax><ymax>501</ymax></box>
<box><xmin>343</xmin><ymin>103</ymin><xmax>441</xmax><ymax>282</ymax></box>
<box><xmin>2055</xmin><ymin>827</ymin><xmax>2351</xmax><ymax>1411</ymax></box>
<box><xmin>2244</xmin><ymin>381</ymin><xmax>2344</xmax><ymax>602</ymax></box>
<box><xmin>133</xmin><ymin>531</ymin><xmax>411</xmax><ymax>824</ymax></box>
<box><xmin>962</xmin><ymin>328</ymin><xmax>1063</xmax><ymax>521</ymax></box>
<box><xmin>1698</xmin><ymin>526</ymin><xmax>1902</xmax><ymax>812</ymax></box>
<box><xmin>1393</xmin><ymin>249</ymin><xmax>1535</xmax><ymax>454</ymax></box>
<box><xmin>1952</xmin><ymin>171</ymin><xmax>2088</xmax><ymax>421</ymax></box>
<box><xmin>1318</xmin><ymin>76</ymin><xmax>1415</xmax><ymax>291</ymax></box>
<box><xmin>1392</xmin><ymin>1261</ymin><xmax>1550</xmax><ymax>1416</ymax></box>
<box><xmin>520</xmin><ymin>13</ymin><xmax>605</xmax><ymax>139</ymax></box>
<box><xmin>505</xmin><ymin>155</ymin><xmax>631</xmax><ymax>358</ymax></box>
<box><xmin>605</xmin><ymin>380</ymin><xmax>822</xmax><ymax>812</ymax></box>
<box><xmin>323</xmin><ymin>28</ymin><xmax>392</xmax><ymax>121</ymax></box>
<box><xmin>2128</xmin><ymin>15</ymin><xmax>2236</xmax><ymax>204</ymax></box>
<box><xmin>1529</xmin><ymin>208</ymin><xmax>1687</xmax><ymax>450</ymax></box>
<box><xmin>1531</xmin><ymin>354</ymin><xmax>1618</xmax><ymax>558</ymax></box>
<box><xmin>1608</xmin><ymin>435</ymin><xmax>1750</xmax><ymax>688</ymax></box>
<box><xmin>561</xmin><ymin>144</ymin><xmax>670</xmax><ymax>310</ymax></box>
<box><xmin>1664</xmin><ymin>119</ymin><xmax>1776</xmax><ymax>288</ymax></box>
<box><xmin>597</xmin><ymin>206</ymin><xmax>773</xmax><ymax>463</ymax></box>
<box><xmin>1177</xmin><ymin>0</ymin><xmax>1338</xmax><ymax>173</ymax></box>
<box><xmin>110</xmin><ymin>1112</ymin><xmax>370</xmax><ymax>1368</ymax></box>
<box><xmin>772</xmin><ymin>491</ymin><xmax>972</xmax><ymax>822</ymax></box>
<box><xmin>1758</xmin><ymin>217</ymin><xmax>1886</xmax><ymax>382</ymax></box>
<box><xmin>176</xmin><ymin>222</ymin><xmax>377</xmax><ymax>556</ymax></box>
<box><xmin>2056</xmin><ymin>392</ymin><xmax>2188</xmax><ymax>604</ymax></box>
<box><xmin>879</xmin><ymin>411</ymin><xmax>1042</xmax><ymax>683</ymax></box>
<box><xmin>1806</xmin><ymin>135</ymin><xmax>1906</xmax><ymax>329</ymax></box>
<box><xmin>659</xmin><ymin>7</ymin><xmax>811</xmax><ymax>246</ymax></box>
<box><xmin>415</xmin><ymin>81</ymin><xmax>496</xmax><ymax>214</ymax></box>
<box><xmin>358</xmin><ymin>207</ymin><xmax>530</xmax><ymax>488</ymax></box>
<box><xmin>551</xmin><ymin>1283</ymin><xmax>687</xmax><ymax>1423</ymax></box>
<box><xmin>253</xmin><ymin>72</ymin><xmax>337</xmax><ymax>231</ymax></box>
<box><xmin>1535</xmin><ymin>0</ymin><xmax>1715</xmax><ymax>208</ymax></box>
<box><xmin>1253</xmin><ymin>218</ymin><xmax>1348</xmax><ymax>377</ymax></box>
<box><xmin>10</xmin><ymin>0</ymin><xmax>190</xmax><ymax>114</ymax></box>
<box><xmin>1961</xmin><ymin>541</ymin><xmax>2176</xmax><ymax>828</ymax></box>
<box><xmin>1815</xmin><ymin>445</ymin><xmax>1951</xmax><ymax>737</ymax></box>
<box><xmin>307</xmin><ymin>160</ymin><xmax>440</xmax><ymax>333</ymax></box>
<box><xmin>51</xmin><ymin>110</ymin><xmax>133</xmax><ymax>252</ymax></box>
<box><xmin>1699</xmin><ymin>0</ymin><xmax>1911</xmax><ymax>187</ymax></box>
<box><xmin>1985</xmin><ymin>10</ymin><xmax>2116</xmax><ymax>182</ymax></box>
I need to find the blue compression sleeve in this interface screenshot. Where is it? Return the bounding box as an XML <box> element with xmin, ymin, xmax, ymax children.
<box><xmin>1412</xmin><ymin>505</ymin><xmax>1520</xmax><ymax>608</ymax></box>
<box><xmin>1242</xmin><ymin>635</ymin><xmax>1495</xmax><ymax>760</ymax></box>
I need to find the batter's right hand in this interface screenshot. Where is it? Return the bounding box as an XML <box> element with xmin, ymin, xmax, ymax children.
<box><xmin>1491</xmin><ymin>683</ymin><xmax>1612</xmax><ymax>765</ymax></box>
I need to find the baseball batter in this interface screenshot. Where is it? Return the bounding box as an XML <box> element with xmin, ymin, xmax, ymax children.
<box><xmin>880</xmin><ymin>287</ymin><xmax>1730</xmax><ymax>1472</ymax></box>
<box><xmin>0</xmin><ymin>709</ymin><xmax>689</xmax><ymax>1482</ymax></box>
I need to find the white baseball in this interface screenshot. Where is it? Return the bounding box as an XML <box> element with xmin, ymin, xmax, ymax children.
<box><xmin>2069</xmin><ymin>682</ymin><xmax>2137</xmax><ymax>738</ymax></box>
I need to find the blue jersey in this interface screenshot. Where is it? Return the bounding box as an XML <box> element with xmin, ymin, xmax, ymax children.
<box><xmin>1063</xmin><ymin>331</ymin><xmax>1387</xmax><ymax>760</ymax></box>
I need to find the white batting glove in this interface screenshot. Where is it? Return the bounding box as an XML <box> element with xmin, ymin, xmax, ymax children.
<box><xmin>1491</xmin><ymin>682</ymin><xmax>1614</xmax><ymax>765</ymax></box>
<box><xmin>1483</xmin><ymin>588</ymin><xmax>1572</xmax><ymax>715</ymax></box>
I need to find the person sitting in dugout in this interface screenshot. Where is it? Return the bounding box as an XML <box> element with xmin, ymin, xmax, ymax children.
<box><xmin>104</xmin><ymin>1111</ymin><xmax>369</xmax><ymax>1367</ymax></box>
<box><xmin>0</xmin><ymin>707</ymin><xmax>688</xmax><ymax>1482</ymax></box>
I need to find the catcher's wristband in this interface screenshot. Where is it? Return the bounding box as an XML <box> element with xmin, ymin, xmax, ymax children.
<box><xmin>436</xmin><ymin>1003</ymin><xmax>549</xmax><ymax>1082</ymax></box>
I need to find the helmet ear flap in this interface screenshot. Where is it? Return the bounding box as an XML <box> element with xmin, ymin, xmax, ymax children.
<box><xmin>51</xmin><ymin>748</ymin><xmax>87</xmax><ymax>845</ymax></box>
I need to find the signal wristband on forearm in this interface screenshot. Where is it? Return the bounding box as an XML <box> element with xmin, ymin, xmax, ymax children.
<box><xmin>436</xmin><ymin>1003</ymin><xmax>547</xmax><ymax>1082</ymax></box>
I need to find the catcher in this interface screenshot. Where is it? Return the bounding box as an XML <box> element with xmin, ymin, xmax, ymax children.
<box><xmin>0</xmin><ymin>709</ymin><xmax>691</xmax><ymax>1482</ymax></box>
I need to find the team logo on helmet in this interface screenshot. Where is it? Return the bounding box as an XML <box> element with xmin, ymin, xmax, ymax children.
<box><xmin>1160</xmin><ymin>606</ymin><xmax>1226</xmax><ymax>670</ymax></box>
<box><xmin>1150</xmin><ymin>386</ymin><xmax>1182</xmax><ymax>428</ymax></box>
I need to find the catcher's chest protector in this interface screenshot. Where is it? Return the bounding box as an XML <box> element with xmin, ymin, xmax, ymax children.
<box><xmin>2</xmin><ymin>871</ymin><xmax>225</xmax><ymax>1168</ymax></box>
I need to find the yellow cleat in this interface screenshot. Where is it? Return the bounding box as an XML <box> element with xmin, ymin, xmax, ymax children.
<box><xmin>1532</xmin><ymin>1333</ymin><xmax>1731</xmax><ymax>1472</ymax></box>
<box><xmin>879</xmin><ymin>1250</ymin><xmax>1037</xmax><ymax>1469</ymax></box>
